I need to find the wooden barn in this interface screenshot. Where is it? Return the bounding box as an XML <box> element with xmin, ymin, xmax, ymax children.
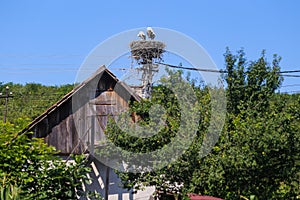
<box><xmin>23</xmin><ymin>66</ymin><xmax>155</xmax><ymax>200</ymax></box>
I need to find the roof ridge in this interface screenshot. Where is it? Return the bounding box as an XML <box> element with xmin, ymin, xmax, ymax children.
<box><xmin>22</xmin><ymin>65</ymin><xmax>139</xmax><ymax>134</ymax></box>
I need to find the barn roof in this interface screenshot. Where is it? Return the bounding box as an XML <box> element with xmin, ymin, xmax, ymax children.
<box><xmin>22</xmin><ymin>65</ymin><xmax>140</xmax><ymax>136</ymax></box>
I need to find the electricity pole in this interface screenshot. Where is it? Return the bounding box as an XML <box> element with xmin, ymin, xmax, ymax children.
<box><xmin>129</xmin><ymin>28</ymin><xmax>165</xmax><ymax>99</ymax></box>
<box><xmin>0</xmin><ymin>86</ymin><xmax>13</xmax><ymax>123</ymax></box>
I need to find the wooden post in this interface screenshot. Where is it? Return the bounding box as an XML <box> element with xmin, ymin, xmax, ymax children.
<box><xmin>105</xmin><ymin>165</ymin><xmax>110</xmax><ymax>200</ymax></box>
<box><xmin>90</xmin><ymin>115</ymin><xmax>95</xmax><ymax>155</ymax></box>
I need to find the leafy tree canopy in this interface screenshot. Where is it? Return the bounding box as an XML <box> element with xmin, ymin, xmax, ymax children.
<box><xmin>104</xmin><ymin>49</ymin><xmax>299</xmax><ymax>200</ymax></box>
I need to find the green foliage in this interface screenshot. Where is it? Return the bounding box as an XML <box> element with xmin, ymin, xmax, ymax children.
<box><xmin>0</xmin><ymin>83</ymin><xmax>103</xmax><ymax>199</ymax></box>
<box><xmin>0</xmin><ymin>49</ymin><xmax>298</xmax><ymax>199</ymax></box>
<box><xmin>97</xmin><ymin>69</ymin><xmax>201</xmax><ymax>175</ymax></box>
<box><xmin>104</xmin><ymin>50</ymin><xmax>299</xmax><ymax>200</ymax></box>
<box><xmin>189</xmin><ymin>95</ymin><xmax>300</xmax><ymax>199</ymax></box>
<box><xmin>224</xmin><ymin>48</ymin><xmax>282</xmax><ymax>114</ymax></box>
<box><xmin>0</xmin><ymin>119</ymin><xmax>102</xmax><ymax>199</ymax></box>
<box><xmin>0</xmin><ymin>180</ymin><xmax>22</xmax><ymax>200</ymax></box>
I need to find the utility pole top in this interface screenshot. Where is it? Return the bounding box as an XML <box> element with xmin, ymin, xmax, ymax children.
<box><xmin>129</xmin><ymin>27</ymin><xmax>166</xmax><ymax>98</ymax></box>
<box><xmin>0</xmin><ymin>86</ymin><xmax>13</xmax><ymax>123</ymax></box>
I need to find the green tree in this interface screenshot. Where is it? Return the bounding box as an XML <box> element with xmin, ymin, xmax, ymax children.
<box><xmin>190</xmin><ymin>95</ymin><xmax>300</xmax><ymax>199</ymax></box>
<box><xmin>224</xmin><ymin>48</ymin><xmax>282</xmax><ymax>114</ymax></box>
<box><xmin>103</xmin><ymin>49</ymin><xmax>299</xmax><ymax>200</ymax></box>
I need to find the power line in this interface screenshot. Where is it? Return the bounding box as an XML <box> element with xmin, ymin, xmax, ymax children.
<box><xmin>0</xmin><ymin>61</ymin><xmax>300</xmax><ymax>75</ymax></box>
<box><xmin>0</xmin><ymin>64</ymin><xmax>77</xmax><ymax>67</ymax></box>
<box><xmin>156</xmin><ymin>62</ymin><xmax>228</xmax><ymax>73</ymax></box>
<box><xmin>281</xmin><ymin>74</ymin><xmax>300</xmax><ymax>78</ymax></box>
<box><xmin>279</xmin><ymin>70</ymin><xmax>300</xmax><ymax>73</ymax></box>
<box><xmin>0</xmin><ymin>67</ymin><xmax>127</xmax><ymax>71</ymax></box>
<box><xmin>0</xmin><ymin>54</ymin><xmax>119</xmax><ymax>58</ymax></box>
<box><xmin>281</xmin><ymin>84</ymin><xmax>300</xmax><ymax>87</ymax></box>
<box><xmin>157</xmin><ymin>62</ymin><xmax>300</xmax><ymax>77</ymax></box>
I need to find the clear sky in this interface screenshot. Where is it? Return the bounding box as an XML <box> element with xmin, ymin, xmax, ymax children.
<box><xmin>0</xmin><ymin>0</ymin><xmax>299</xmax><ymax>93</ymax></box>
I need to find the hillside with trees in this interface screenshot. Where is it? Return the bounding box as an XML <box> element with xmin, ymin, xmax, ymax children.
<box><xmin>0</xmin><ymin>83</ymin><xmax>73</xmax><ymax>125</ymax></box>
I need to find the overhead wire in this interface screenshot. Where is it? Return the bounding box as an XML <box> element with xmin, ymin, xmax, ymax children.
<box><xmin>0</xmin><ymin>61</ymin><xmax>299</xmax><ymax>93</ymax></box>
<box><xmin>279</xmin><ymin>70</ymin><xmax>300</xmax><ymax>73</ymax></box>
<box><xmin>281</xmin><ymin>84</ymin><xmax>300</xmax><ymax>87</ymax></box>
<box><xmin>0</xmin><ymin>61</ymin><xmax>299</xmax><ymax>74</ymax></box>
<box><xmin>157</xmin><ymin>62</ymin><xmax>300</xmax><ymax>79</ymax></box>
<box><xmin>156</xmin><ymin>62</ymin><xmax>228</xmax><ymax>73</ymax></box>
<box><xmin>280</xmin><ymin>74</ymin><xmax>300</xmax><ymax>78</ymax></box>
<box><xmin>156</xmin><ymin>62</ymin><xmax>299</xmax><ymax>94</ymax></box>
<box><xmin>0</xmin><ymin>54</ymin><xmax>118</xmax><ymax>58</ymax></box>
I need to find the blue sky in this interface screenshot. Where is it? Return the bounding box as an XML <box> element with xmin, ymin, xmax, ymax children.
<box><xmin>0</xmin><ymin>0</ymin><xmax>299</xmax><ymax>93</ymax></box>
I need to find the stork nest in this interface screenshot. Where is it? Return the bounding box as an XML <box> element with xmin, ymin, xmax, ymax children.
<box><xmin>130</xmin><ymin>40</ymin><xmax>166</xmax><ymax>64</ymax></box>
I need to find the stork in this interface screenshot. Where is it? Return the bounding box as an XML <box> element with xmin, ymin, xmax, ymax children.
<box><xmin>146</xmin><ymin>27</ymin><xmax>155</xmax><ymax>40</ymax></box>
<box><xmin>137</xmin><ymin>31</ymin><xmax>146</xmax><ymax>40</ymax></box>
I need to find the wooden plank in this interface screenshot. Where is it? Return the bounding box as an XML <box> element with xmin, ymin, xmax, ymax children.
<box><xmin>92</xmin><ymin>99</ymin><xmax>117</xmax><ymax>105</ymax></box>
<box><xmin>90</xmin><ymin>115</ymin><xmax>95</xmax><ymax>155</ymax></box>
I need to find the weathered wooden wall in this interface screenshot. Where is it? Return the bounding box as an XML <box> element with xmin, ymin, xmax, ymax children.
<box><xmin>44</xmin><ymin>90</ymin><xmax>130</xmax><ymax>154</ymax></box>
<box><xmin>26</xmin><ymin>68</ymin><xmax>139</xmax><ymax>155</ymax></box>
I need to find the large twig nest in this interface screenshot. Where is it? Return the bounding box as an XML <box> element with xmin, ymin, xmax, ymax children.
<box><xmin>130</xmin><ymin>40</ymin><xmax>166</xmax><ymax>64</ymax></box>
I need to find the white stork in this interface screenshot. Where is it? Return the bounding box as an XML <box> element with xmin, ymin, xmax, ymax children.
<box><xmin>137</xmin><ymin>31</ymin><xmax>146</xmax><ymax>40</ymax></box>
<box><xmin>146</xmin><ymin>27</ymin><xmax>155</xmax><ymax>40</ymax></box>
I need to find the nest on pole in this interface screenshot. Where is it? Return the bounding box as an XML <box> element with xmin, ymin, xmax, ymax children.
<box><xmin>129</xmin><ymin>40</ymin><xmax>166</xmax><ymax>64</ymax></box>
